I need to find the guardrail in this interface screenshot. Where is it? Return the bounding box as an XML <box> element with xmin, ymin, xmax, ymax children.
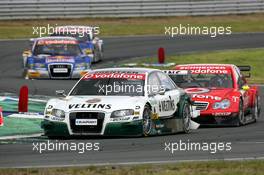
<box><xmin>0</xmin><ymin>0</ymin><xmax>263</xmax><ymax>19</ymax></box>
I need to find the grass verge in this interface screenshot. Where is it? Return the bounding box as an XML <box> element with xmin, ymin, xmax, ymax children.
<box><xmin>1</xmin><ymin>160</ymin><xmax>264</xmax><ymax>175</ymax></box>
<box><xmin>133</xmin><ymin>48</ymin><xmax>264</xmax><ymax>84</ymax></box>
<box><xmin>0</xmin><ymin>14</ymin><xmax>263</xmax><ymax>39</ymax></box>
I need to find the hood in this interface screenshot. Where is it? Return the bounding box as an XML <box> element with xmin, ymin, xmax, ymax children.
<box><xmin>185</xmin><ymin>87</ymin><xmax>234</xmax><ymax>102</ymax></box>
<box><xmin>52</xmin><ymin>96</ymin><xmax>146</xmax><ymax>113</ymax></box>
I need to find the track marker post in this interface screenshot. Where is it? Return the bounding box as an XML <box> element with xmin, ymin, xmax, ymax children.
<box><xmin>158</xmin><ymin>47</ymin><xmax>165</xmax><ymax>64</ymax></box>
<box><xmin>18</xmin><ymin>85</ymin><xmax>29</xmax><ymax>112</ymax></box>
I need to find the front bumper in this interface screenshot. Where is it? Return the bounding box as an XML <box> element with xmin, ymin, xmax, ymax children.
<box><xmin>41</xmin><ymin>119</ymin><xmax>143</xmax><ymax>137</ymax></box>
<box><xmin>41</xmin><ymin>120</ymin><xmax>70</xmax><ymax>137</ymax></box>
<box><xmin>193</xmin><ymin>112</ymin><xmax>239</xmax><ymax>126</ymax></box>
<box><xmin>27</xmin><ymin>69</ymin><xmax>89</xmax><ymax>79</ymax></box>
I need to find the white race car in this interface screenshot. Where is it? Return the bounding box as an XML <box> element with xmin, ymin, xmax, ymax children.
<box><xmin>41</xmin><ymin>68</ymin><xmax>199</xmax><ymax>137</ymax></box>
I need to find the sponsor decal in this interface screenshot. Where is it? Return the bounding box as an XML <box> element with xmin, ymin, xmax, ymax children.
<box><xmin>185</xmin><ymin>88</ymin><xmax>210</xmax><ymax>94</ymax></box>
<box><xmin>212</xmin><ymin>112</ymin><xmax>232</xmax><ymax>116</ymax></box>
<box><xmin>159</xmin><ymin>96</ymin><xmax>175</xmax><ymax>112</ymax></box>
<box><xmin>83</xmin><ymin>73</ymin><xmax>145</xmax><ymax>80</ymax></box>
<box><xmin>86</xmin><ymin>98</ymin><xmax>101</xmax><ymax>103</ymax></box>
<box><xmin>178</xmin><ymin>66</ymin><xmax>231</xmax><ymax>74</ymax></box>
<box><xmin>75</xmin><ymin>119</ymin><xmax>97</xmax><ymax>126</ymax></box>
<box><xmin>111</xmin><ymin>117</ymin><xmax>130</xmax><ymax>122</ymax></box>
<box><xmin>37</xmin><ymin>40</ymin><xmax>78</xmax><ymax>45</ymax></box>
<box><xmin>163</xmin><ymin>70</ymin><xmax>189</xmax><ymax>75</ymax></box>
<box><xmin>232</xmin><ymin>96</ymin><xmax>239</xmax><ymax>103</ymax></box>
<box><xmin>46</xmin><ymin>57</ymin><xmax>75</xmax><ymax>63</ymax></box>
<box><xmin>155</xmin><ymin>123</ymin><xmax>165</xmax><ymax>129</ymax></box>
<box><xmin>69</xmin><ymin>103</ymin><xmax>111</xmax><ymax>110</ymax></box>
<box><xmin>50</xmin><ymin>116</ymin><xmax>64</xmax><ymax>121</ymax></box>
<box><xmin>132</xmin><ymin>116</ymin><xmax>139</xmax><ymax>120</ymax></box>
<box><xmin>192</xmin><ymin>94</ymin><xmax>222</xmax><ymax>101</ymax></box>
<box><xmin>151</xmin><ymin>113</ymin><xmax>159</xmax><ymax>120</ymax></box>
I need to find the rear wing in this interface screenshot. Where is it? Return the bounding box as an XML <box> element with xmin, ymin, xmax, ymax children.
<box><xmin>237</xmin><ymin>65</ymin><xmax>251</xmax><ymax>78</ymax></box>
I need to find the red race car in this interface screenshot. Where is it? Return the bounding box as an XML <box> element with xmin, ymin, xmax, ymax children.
<box><xmin>164</xmin><ymin>64</ymin><xmax>260</xmax><ymax>126</ymax></box>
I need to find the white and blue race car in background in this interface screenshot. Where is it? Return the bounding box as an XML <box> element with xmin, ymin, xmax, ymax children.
<box><xmin>22</xmin><ymin>36</ymin><xmax>91</xmax><ymax>79</ymax></box>
<box><xmin>51</xmin><ymin>26</ymin><xmax>104</xmax><ymax>63</ymax></box>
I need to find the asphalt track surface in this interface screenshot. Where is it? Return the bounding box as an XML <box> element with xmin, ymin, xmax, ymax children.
<box><xmin>0</xmin><ymin>33</ymin><xmax>264</xmax><ymax>168</ymax></box>
<box><xmin>0</xmin><ymin>33</ymin><xmax>264</xmax><ymax>96</ymax></box>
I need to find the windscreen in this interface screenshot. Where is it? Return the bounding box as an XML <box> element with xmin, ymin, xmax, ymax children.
<box><xmin>51</xmin><ymin>32</ymin><xmax>91</xmax><ymax>42</ymax></box>
<box><xmin>33</xmin><ymin>40</ymin><xmax>82</xmax><ymax>56</ymax></box>
<box><xmin>70</xmin><ymin>73</ymin><xmax>146</xmax><ymax>96</ymax></box>
<box><xmin>169</xmin><ymin>69</ymin><xmax>233</xmax><ymax>89</ymax></box>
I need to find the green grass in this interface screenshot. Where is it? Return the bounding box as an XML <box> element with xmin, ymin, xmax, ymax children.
<box><xmin>0</xmin><ymin>118</ymin><xmax>42</xmax><ymax>137</ymax></box>
<box><xmin>134</xmin><ymin>48</ymin><xmax>264</xmax><ymax>83</ymax></box>
<box><xmin>1</xmin><ymin>160</ymin><xmax>264</xmax><ymax>175</ymax></box>
<box><xmin>0</xmin><ymin>13</ymin><xmax>263</xmax><ymax>39</ymax></box>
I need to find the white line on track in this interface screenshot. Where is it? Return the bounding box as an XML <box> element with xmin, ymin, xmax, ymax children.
<box><xmin>0</xmin><ymin>133</ymin><xmax>42</xmax><ymax>140</ymax></box>
<box><xmin>2</xmin><ymin>156</ymin><xmax>264</xmax><ymax>169</ymax></box>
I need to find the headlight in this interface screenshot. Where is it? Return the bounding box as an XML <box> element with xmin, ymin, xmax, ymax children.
<box><xmin>75</xmin><ymin>63</ymin><xmax>86</xmax><ymax>70</ymax></box>
<box><xmin>51</xmin><ymin>109</ymin><xmax>65</xmax><ymax>118</ymax></box>
<box><xmin>84</xmin><ymin>49</ymin><xmax>93</xmax><ymax>55</ymax></box>
<box><xmin>34</xmin><ymin>63</ymin><xmax>45</xmax><ymax>68</ymax></box>
<box><xmin>213</xmin><ymin>99</ymin><xmax>231</xmax><ymax>109</ymax></box>
<box><xmin>111</xmin><ymin>109</ymin><xmax>134</xmax><ymax>118</ymax></box>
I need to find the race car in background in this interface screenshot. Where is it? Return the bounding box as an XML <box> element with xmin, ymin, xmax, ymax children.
<box><xmin>51</xmin><ymin>26</ymin><xmax>104</xmax><ymax>63</ymax></box>
<box><xmin>164</xmin><ymin>64</ymin><xmax>260</xmax><ymax>126</ymax></box>
<box><xmin>22</xmin><ymin>36</ymin><xmax>91</xmax><ymax>79</ymax></box>
<box><xmin>42</xmin><ymin>68</ymin><xmax>199</xmax><ymax>138</ymax></box>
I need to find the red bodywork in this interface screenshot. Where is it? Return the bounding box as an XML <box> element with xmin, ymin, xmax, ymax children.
<box><xmin>174</xmin><ymin>64</ymin><xmax>259</xmax><ymax>125</ymax></box>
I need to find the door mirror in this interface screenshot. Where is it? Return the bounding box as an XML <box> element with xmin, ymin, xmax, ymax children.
<box><xmin>56</xmin><ymin>90</ymin><xmax>66</xmax><ymax>96</ymax></box>
<box><xmin>242</xmin><ymin>85</ymin><xmax>250</xmax><ymax>91</ymax></box>
<box><xmin>158</xmin><ymin>90</ymin><xmax>165</xmax><ymax>95</ymax></box>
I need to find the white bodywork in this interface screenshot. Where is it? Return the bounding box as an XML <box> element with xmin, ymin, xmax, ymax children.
<box><xmin>44</xmin><ymin>68</ymin><xmax>199</xmax><ymax>136</ymax></box>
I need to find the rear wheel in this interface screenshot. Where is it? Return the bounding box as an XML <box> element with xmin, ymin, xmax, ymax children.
<box><xmin>182</xmin><ymin>102</ymin><xmax>191</xmax><ymax>133</ymax></box>
<box><xmin>142</xmin><ymin>105</ymin><xmax>152</xmax><ymax>136</ymax></box>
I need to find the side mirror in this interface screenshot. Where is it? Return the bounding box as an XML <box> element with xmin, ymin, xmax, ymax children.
<box><xmin>158</xmin><ymin>90</ymin><xmax>165</xmax><ymax>95</ymax></box>
<box><xmin>56</xmin><ymin>90</ymin><xmax>66</xmax><ymax>97</ymax></box>
<box><xmin>242</xmin><ymin>85</ymin><xmax>250</xmax><ymax>91</ymax></box>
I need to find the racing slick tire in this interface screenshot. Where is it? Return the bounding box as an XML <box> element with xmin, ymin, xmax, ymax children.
<box><xmin>142</xmin><ymin>105</ymin><xmax>153</xmax><ymax>136</ymax></box>
<box><xmin>252</xmin><ymin>95</ymin><xmax>260</xmax><ymax>122</ymax></box>
<box><xmin>178</xmin><ymin>100</ymin><xmax>191</xmax><ymax>133</ymax></box>
<box><xmin>236</xmin><ymin>99</ymin><xmax>245</xmax><ymax>126</ymax></box>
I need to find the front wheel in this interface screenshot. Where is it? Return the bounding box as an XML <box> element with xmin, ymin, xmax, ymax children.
<box><xmin>252</xmin><ymin>95</ymin><xmax>260</xmax><ymax>122</ymax></box>
<box><xmin>236</xmin><ymin>100</ymin><xmax>245</xmax><ymax>126</ymax></box>
<box><xmin>142</xmin><ymin>105</ymin><xmax>152</xmax><ymax>136</ymax></box>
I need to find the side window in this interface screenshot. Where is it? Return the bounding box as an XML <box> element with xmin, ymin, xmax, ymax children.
<box><xmin>157</xmin><ymin>72</ymin><xmax>176</xmax><ymax>91</ymax></box>
<box><xmin>147</xmin><ymin>72</ymin><xmax>161</xmax><ymax>95</ymax></box>
<box><xmin>234</xmin><ymin>66</ymin><xmax>245</xmax><ymax>88</ymax></box>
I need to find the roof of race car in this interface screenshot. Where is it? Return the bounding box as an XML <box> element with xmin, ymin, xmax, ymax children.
<box><xmin>34</xmin><ymin>36</ymin><xmax>78</xmax><ymax>41</ymax></box>
<box><xmin>55</xmin><ymin>25</ymin><xmax>94</xmax><ymax>29</ymax></box>
<box><xmin>88</xmin><ymin>67</ymin><xmax>160</xmax><ymax>74</ymax></box>
<box><xmin>175</xmin><ymin>64</ymin><xmax>235</xmax><ymax>70</ymax></box>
